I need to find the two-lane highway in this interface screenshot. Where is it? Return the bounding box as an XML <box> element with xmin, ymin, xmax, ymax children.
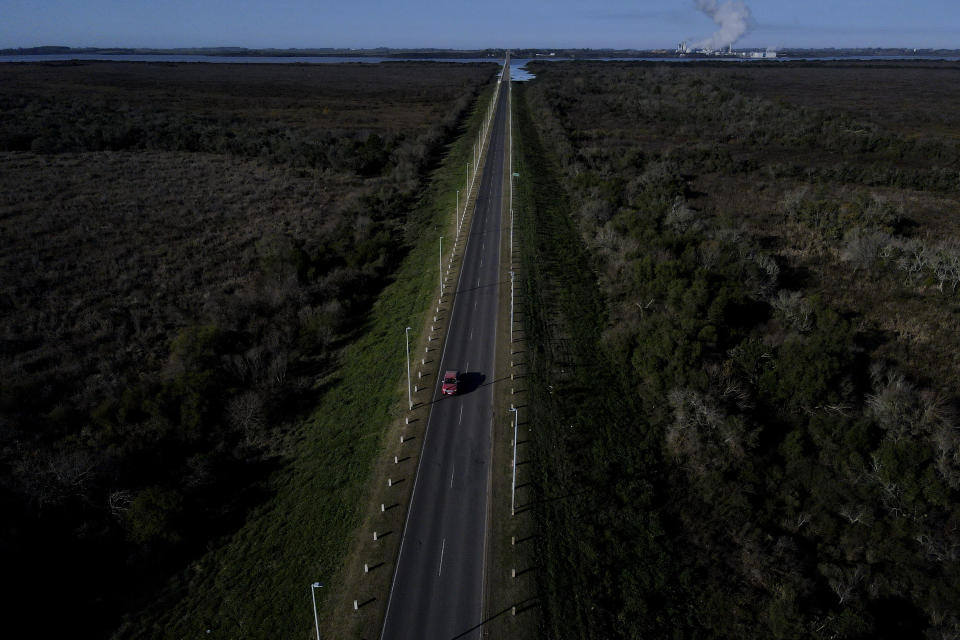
<box><xmin>381</xmin><ymin>65</ymin><xmax>510</xmax><ymax>640</ymax></box>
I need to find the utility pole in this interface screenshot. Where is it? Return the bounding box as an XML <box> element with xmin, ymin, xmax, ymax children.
<box><xmin>510</xmin><ymin>270</ymin><xmax>514</xmax><ymax>344</ymax></box>
<box><xmin>509</xmin><ymin>67</ymin><xmax>514</xmax><ymax>266</ymax></box>
<box><xmin>509</xmin><ymin>72</ymin><xmax>513</xmax><ymax>261</ymax></box>
<box><xmin>510</xmin><ymin>407</ymin><xmax>518</xmax><ymax>516</ymax></box>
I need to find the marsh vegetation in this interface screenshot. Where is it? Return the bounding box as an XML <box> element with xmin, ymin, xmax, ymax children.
<box><xmin>515</xmin><ymin>60</ymin><xmax>960</xmax><ymax>639</ymax></box>
<box><xmin>0</xmin><ymin>60</ymin><xmax>495</xmax><ymax>636</ymax></box>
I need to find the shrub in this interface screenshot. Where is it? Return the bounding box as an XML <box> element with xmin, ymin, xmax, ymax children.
<box><xmin>127</xmin><ymin>486</ymin><xmax>184</xmax><ymax>544</ymax></box>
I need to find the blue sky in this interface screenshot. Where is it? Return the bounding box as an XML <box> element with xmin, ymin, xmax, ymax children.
<box><xmin>1</xmin><ymin>0</ymin><xmax>958</xmax><ymax>50</ymax></box>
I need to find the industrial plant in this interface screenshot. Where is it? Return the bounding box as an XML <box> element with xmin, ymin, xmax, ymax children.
<box><xmin>677</xmin><ymin>41</ymin><xmax>777</xmax><ymax>58</ymax></box>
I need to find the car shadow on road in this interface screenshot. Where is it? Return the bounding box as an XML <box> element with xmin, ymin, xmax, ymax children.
<box><xmin>458</xmin><ymin>371</ymin><xmax>486</xmax><ymax>394</ymax></box>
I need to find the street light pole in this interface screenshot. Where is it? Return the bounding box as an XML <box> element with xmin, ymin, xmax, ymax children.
<box><xmin>439</xmin><ymin>236</ymin><xmax>443</xmax><ymax>293</ymax></box>
<box><xmin>310</xmin><ymin>582</ymin><xmax>323</xmax><ymax>640</ymax></box>
<box><xmin>456</xmin><ymin>189</ymin><xmax>460</xmax><ymax>234</ymax></box>
<box><xmin>510</xmin><ymin>407</ymin><xmax>518</xmax><ymax>516</ymax></box>
<box><xmin>405</xmin><ymin>326</ymin><xmax>412</xmax><ymax>410</ymax></box>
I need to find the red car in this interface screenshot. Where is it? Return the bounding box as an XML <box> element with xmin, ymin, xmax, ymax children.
<box><xmin>441</xmin><ymin>370</ymin><xmax>459</xmax><ymax>396</ymax></box>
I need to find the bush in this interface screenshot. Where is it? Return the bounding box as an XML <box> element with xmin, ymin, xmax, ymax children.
<box><xmin>127</xmin><ymin>486</ymin><xmax>184</xmax><ymax>544</ymax></box>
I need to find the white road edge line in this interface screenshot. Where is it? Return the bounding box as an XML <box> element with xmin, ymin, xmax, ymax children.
<box><xmin>438</xmin><ymin>538</ymin><xmax>446</xmax><ymax>576</ymax></box>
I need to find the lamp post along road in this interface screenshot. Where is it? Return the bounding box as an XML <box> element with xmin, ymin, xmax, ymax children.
<box><xmin>405</xmin><ymin>326</ymin><xmax>413</xmax><ymax>410</ymax></box>
<box><xmin>310</xmin><ymin>582</ymin><xmax>323</xmax><ymax>640</ymax></box>
<box><xmin>439</xmin><ymin>236</ymin><xmax>443</xmax><ymax>292</ymax></box>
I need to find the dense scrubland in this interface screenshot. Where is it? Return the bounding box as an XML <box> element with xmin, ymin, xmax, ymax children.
<box><xmin>0</xmin><ymin>61</ymin><xmax>495</xmax><ymax>636</ymax></box>
<box><xmin>515</xmin><ymin>61</ymin><xmax>960</xmax><ymax>639</ymax></box>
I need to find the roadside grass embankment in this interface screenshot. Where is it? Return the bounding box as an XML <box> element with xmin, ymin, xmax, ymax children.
<box><xmin>114</xmin><ymin>80</ymin><xmax>499</xmax><ymax>640</ymax></box>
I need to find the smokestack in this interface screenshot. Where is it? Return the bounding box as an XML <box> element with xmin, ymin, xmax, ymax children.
<box><xmin>693</xmin><ymin>0</ymin><xmax>752</xmax><ymax>51</ymax></box>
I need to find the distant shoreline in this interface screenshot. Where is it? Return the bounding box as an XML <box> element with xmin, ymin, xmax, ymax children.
<box><xmin>3</xmin><ymin>53</ymin><xmax>960</xmax><ymax>67</ymax></box>
<box><xmin>3</xmin><ymin>45</ymin><xmax>960</xmax><ymax>59</ymax></box>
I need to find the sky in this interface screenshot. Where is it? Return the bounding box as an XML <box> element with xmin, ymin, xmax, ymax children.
<box><xmin>1</xmin><ymin>0</ymin><xmax>958</xmax><ymax>50</ymax></box>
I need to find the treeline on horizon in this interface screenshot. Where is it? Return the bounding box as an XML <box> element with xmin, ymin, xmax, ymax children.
<box><xmin>516</xmin><ymin>60</ymin><xmax>960</xmax><ymax>639</ymax></box>
<box><xmin>0</xmin><ymin>45</ymin><xmax>506</xmax><ymax>57</ymax></box>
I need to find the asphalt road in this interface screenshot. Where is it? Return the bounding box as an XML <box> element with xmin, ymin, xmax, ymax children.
<box><xmin>381</xmin><ymin>67</ymin><xmax>509</xmax><ymax>640</ymax></box>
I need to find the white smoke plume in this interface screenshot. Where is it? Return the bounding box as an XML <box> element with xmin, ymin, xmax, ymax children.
<box><xmin>693</xmin><ymin>0</ymin><xmax>752</xmax><ymax>51</ymax></box>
